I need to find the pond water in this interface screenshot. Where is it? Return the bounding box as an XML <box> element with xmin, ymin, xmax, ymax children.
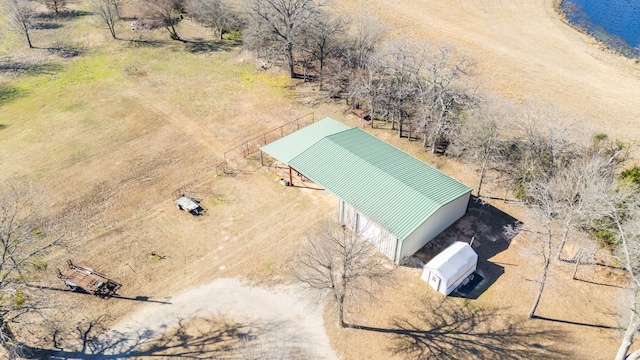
<box><xmin>562</xmin><ymin>0</ymin><xmax>640</xmax><ymax>55</ymax></box>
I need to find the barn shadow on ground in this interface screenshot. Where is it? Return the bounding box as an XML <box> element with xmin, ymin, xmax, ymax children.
<box><xmin>411</xmin><ymin>196</ymin><xmax>522</xmax><ymax>299</ymax></box>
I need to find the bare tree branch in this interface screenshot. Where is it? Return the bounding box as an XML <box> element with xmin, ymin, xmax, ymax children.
<box><xmin>246</xmin><ymin>0</ymin><xmax>323</xmax><ymax>78</ymax></box>
<box><xmin>90</xmin><ymin>0</ymin><xmax>119</xmax><ymax>39</ymax></box>
<box><xmin>2</xmin><ymin>0</ymin><xmax>35</xmax><ymax>48</ymax></box>
<box><xmin>294</xmin><ymin>220</ymin><xmax>393</xmax><ymax>328</ymax></box>
<box><xmin>0</xmin><ymin>182</ymin><xmax>62</xmax><ymax>357</ymax></box>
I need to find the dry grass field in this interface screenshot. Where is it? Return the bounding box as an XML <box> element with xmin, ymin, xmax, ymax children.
<box><xmin>339</xmin><ymin>0</ymin><xmax>640</xmax><ymax>142</ymax></box>
<box><xmin>0</xmin><ymin>0</ymin><xmax>638</xmax><ymax>359</ymax></box>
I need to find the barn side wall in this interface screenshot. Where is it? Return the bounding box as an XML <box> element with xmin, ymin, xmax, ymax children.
<box><xmin>399</xmin><ymin>192</ymin><xmax>471</xmax><ymax>262</ymax></box>
<box><xmin>338</xmin><ymin>199</ymin><xmax>399</xmax><ymax>262</ymax></box>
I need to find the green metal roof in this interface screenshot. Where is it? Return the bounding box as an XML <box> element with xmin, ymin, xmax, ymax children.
<box><xmin>260</xmin><ymin>117</ymin><xmax>350</xmax><ymax>164</ymax></box>
<box><xmin>289</xmin><ymin>128</ymin><xmax>472</xmax><ymax>242</ymax></box>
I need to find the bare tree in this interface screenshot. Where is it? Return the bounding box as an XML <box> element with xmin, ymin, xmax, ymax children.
<box><xmin>42</xmin><ymin>0</ymin><xmax>66</xmax><ymax>15</ymax></box>
<box><xmin>3</xmin><ymin>0</ymin><xmax>35</xmax><ymax>48</ymax></box>
<box><xmin>384</xmin><ymin>41</ymin><xmax>419</xmax><ymax>136</ymax></box>
<box><xmin>584</xmin><ymin>182</ymin><xmax>640</xmax><ymax>360</ymax></box>
<box><xmin>348</xmin><ymin>54</ymin><xmax>390</xmax><ymax>127</ymax></box>
<box><xmin>449</xmin><ymin>99</ymin><xmax>506</xmax><ymax>197</ymax></box>
<box><xmin>299</xmin><ymin>12</ymin><xmax>346</xmax><ymax>90</ymax></box>
<box><xmin>493</xmin><ymin>109</ymin><xmax>579</xmax><ymax>201</ymax></box>
<box><xmin>413</xmin><ymin>47</ymin><xmax>476</xmax><ymax>153</ymax></box>
<box><xmin>247</xmin><ymin>0</ymin><xmax>322</xmax><ymax>78</ymax></box>
<box><xmin>0</xmin><ymin>182</ymin><xmax>61</xmax><ymax>358</ymax></box>
<box><xmin>90</xmin><ymin>0</ymin><xmax>119</xmax><ymax>39</ymax></box>
<box><xmin>525</xmin><ymin>174</ymin><xmax>559</xmax><ymax>319</ymax></box>
<box><xmin>345</xmin><ymin>17</ymin><xmax>386</xmax><ymax>71</ymax></box>
<box><xmin>294</xmin><ymin>220</ymin><xmax>393</xmax><ymax>328</ymax></box>
<box><xmin>111</xmin><ymin>0</ymin><xmax>126</xmax><ymax>18</ymax></box>
<box><xmin>517</xmin><ymin>121</ymin><xmax>608</xmax><ymax>317</ymax></box>
<box><xmin>551</xmin><ymin>154</ymin><xmax>615</xmax><ymax>260</ymax></box>
<box><xmin>186</xmin><ymin>0</ymin><xmax>241</xmax><ymax>40</ymax></box>
<box><xmin>331</xmin><ymin>18</ymin><xmax>384</xmax><ymax>103</ymax></box>
<box><xmin>143</xmin><ymin>0</ymin><xmax>184</xmax><ymax>41</ymax></box>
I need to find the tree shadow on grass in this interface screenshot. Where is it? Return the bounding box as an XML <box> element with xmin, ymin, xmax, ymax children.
<box><xmin>41</xmin><ymin>46</ymin><xmax>84</xmax><ymax>58</ymax></box>
<box><xmin>183</xmin><ymin>38</ymin><xmax>241</xmax><ymax>54</ymax></box>
<box><xmin>126</xmin><ymin>39</ymin><xmax>168</xmax><ymax>48</ymax></box>
<box><xmin>27</xmin><ymin>315</ymin><xmax>260</xmax><ymax>359</ymax></box>
<box><xmin>0</xmin><ymin>84</ymin><xmax>25</xmax><ymax>107</ymax></box>
<box><xmin>0</xmin><ymin>61</ymin><xmax>63</xmax><ymax>77</ymax></box>
<box><xmin>34</xmin><ymin>10</ymin><xmax>92</xmax><ymax>22</ymax></box>
<box><xmin>531</xmin><ymin>315</ymin><xmax>623</xmax><ymax>330</ymax></box>
<box><xmin>352</xmin><ymin>297</ymin><xmax>567</xmax><ymax>360</ymax></box>
<box><xmin>32</xmin><ymin>22</ymin><xmax>64</xmax><ymax>30</ymax></box>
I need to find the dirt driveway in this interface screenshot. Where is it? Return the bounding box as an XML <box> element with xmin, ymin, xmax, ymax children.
<box><xmin>50</xmin><ymin>278</ymin><xmax>338</xmax><ymax>359</ymax></box>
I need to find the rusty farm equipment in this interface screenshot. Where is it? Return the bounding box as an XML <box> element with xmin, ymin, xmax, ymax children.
<box><xmin>57</xmin><ymin>260</ymin><xmax>122</xmax><ymax>298</ymax></box>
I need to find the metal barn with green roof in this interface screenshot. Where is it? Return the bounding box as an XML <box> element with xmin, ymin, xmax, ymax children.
<box><xmin>261</xmin><ymin>117</ymin><xmax>472</xmax><ymax>264</ymax></box>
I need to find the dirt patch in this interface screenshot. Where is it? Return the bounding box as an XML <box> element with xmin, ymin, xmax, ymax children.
<box><xmin>46</xmin><ymin>278</ymin><xmax>338</xmax><ymax>359</ymax></box>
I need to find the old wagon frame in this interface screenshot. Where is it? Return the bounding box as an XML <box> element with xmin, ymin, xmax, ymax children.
<box><xmin>57</xmin><ymin>260</ymin><xmax>122</xmax><ymax>297</ymax></box>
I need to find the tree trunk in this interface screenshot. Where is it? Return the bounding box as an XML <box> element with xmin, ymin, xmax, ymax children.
<box><xmin>0</xmin><ymin>318</ymin><xmax>19</xmax><ymax>359</ymax></box>
<box><xmin>319</xmin><ymin>56</ymin><xmax>324</xmax><ymax>91</ymax></box>
<box><xmin>338</xmin><ymin>294</ymin><xmax>346</xmax><ymax>328</ymax></box>
<box><xmin>616</xmin><ymin>310</ymin><xmax>638</xmax><ymax>360</ymax></box>
<box><xmin>368</xmin><ymin>102</ymin><xmax>375</xmax><ymax>128</ymax></box>
<box><xmin>529</xmin><ymin>253</ymin><xmax>549</xmax><ymax>318</ymax></box>
<box><xmin>114</xmin><ymin>1</ymin><xmax>121</xmax><ymax>18</ymax></box>
<box><xmin>529</xmin><ymin>226</ymin><xmax>552</xmax><ymax>319</ymax></box>
<box><xmin>627</xmin><ymin>348</ymin><xmax>640</xmax><ymax>360</ymax></box>
<box><xmin>558</xmin><ymin>220</ymin><xmax>572</xmax><ymax>261</ymax></box>
<box><xmin>168</xmin><ymin>24</ymin><xmax>180</xmax><ymax>41</ymax></box>
<box><xmin>477</xmin><ymin>156</ymin><xmax>488</xmax><ymax>197</ymax></box>
<box><xmin>422</xmin><ymin>127</ymin><xmax>428</xmax><ymax>147</ymax></box>
<box><xmin>572</xmin><ymin>251</ymin><xmax>582</xmax><ymax>279</ymax></box>
<box><xmin>286</xmin><ymin>42</ymin><xmax>295</xmax><ymax>78</ymax></box>
<box><xmin>25</xmin><ymin>29</ymin><xmax>33</xmax><ymax>48</ymax></box>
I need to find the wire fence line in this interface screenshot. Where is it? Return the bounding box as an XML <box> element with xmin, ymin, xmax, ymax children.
<box><xmin>215</xmin><ymin>113</ymin><xmax>315</xmax><ymax>173</ymax></box>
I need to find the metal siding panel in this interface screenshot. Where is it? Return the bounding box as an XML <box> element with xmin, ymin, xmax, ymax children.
<box><xmin>379</xmin><ymin>229</ymin><xmax>398</xmax><ymax>260</ymax></box>
<box><xmin>400</xmin><ymin>193</ymin><xmax>471</xmax><ymax>260</ymax></box>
